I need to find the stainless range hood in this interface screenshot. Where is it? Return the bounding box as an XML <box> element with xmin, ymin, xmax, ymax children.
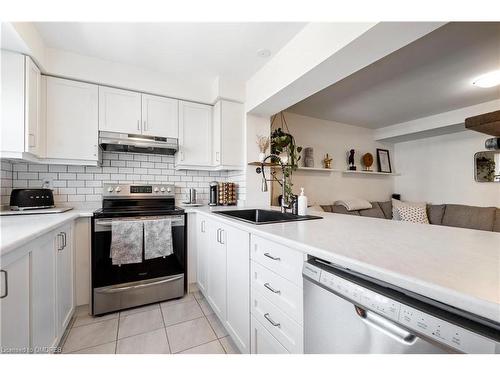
<box><xmin>99</xmin><ymin>131</ymin><xmax>178</xmax><ymax>155</ymax></box>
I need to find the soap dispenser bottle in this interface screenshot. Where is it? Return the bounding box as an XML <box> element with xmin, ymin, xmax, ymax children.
<box><xmin>297</xmin><ymin>187</ymin><xmax>308</xmax><ymax>216</ymax></box>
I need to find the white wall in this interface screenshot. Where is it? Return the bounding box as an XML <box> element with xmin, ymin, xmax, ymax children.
<box><xmin>245</xmin><ymin>114</ymin><xmax>271</xmax><ymax>206</ymax></box>
<box><xmin>394</xmin><ymin>131</ymin><xmax>500</xmax><ymax>207</ymax></box>
<box><xmin>45</xmin><ymin>48</ymin><xmax>216</xmax><ymax>104</ymax></box>
<box><xmin>273</xmin><ymin>112</ymin><xmax>395</xmax><ymax>205</ymax></box>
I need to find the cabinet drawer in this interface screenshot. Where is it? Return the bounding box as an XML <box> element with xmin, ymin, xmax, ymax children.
<box><xmin>251</xmin><ymin>235</ymin><xmax>304</xmax><ymax>286</ymax></box>
<box><xmin>251</xmin><ymin>260</ymin><xmax>303</xmax><ymax>324</ymax></box>
<box><xmin>251</xmin><ymin>315</ymin><xmax>289</xmax><ymax>354</ymax></box>
<box><xmin>251</xmin><ymin>289</ymin><xmax>303</xmax><ymax>354</ymax></box>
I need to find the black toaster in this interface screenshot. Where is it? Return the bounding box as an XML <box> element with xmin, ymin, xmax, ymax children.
<box><xmin>9</xmin><ymin>189</ymin><xmax>55</xmax><ymax>210</ymax></box>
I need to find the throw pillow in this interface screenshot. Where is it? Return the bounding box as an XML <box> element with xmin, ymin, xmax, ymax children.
<box><xmin>392</xmin><ymin>198</ymin><xmax>427</xmax><ymax>220</ymax></box>
<box><xmin>397</xmin><ymin>205</ymin><xmax>430</xmax><ymax>224</ymax></box>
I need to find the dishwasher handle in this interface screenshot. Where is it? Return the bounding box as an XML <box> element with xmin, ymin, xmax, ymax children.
<box><xmin>355</xmin><ymin>306</ymin><xmax>417</xmax><ymax>345</ymax></box>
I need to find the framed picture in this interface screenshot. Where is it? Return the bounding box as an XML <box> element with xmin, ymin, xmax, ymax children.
<box><xmin>376</xmin><ymin>149</ymin><xmax>392</xmax><ymax>173</ymax></box>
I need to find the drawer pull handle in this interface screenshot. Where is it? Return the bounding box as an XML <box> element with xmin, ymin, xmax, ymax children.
<box><xmin>264</xmin><ymin>282</ymin><xmax>281</xmax><ymax>294</ymax></box>
<box><xmin>264</xmin><ymin>313</ymin><xmax>281</xmax><ymax>328</ymax></box>
<box><xmin>264</xmin><ymin>252</ymin><xmax>280</xmax><ymax>261</ymax></box>
<box><xmin>0</xmin><ymin>270</ymin><xmax>8</xmax><ymax>299</ymax></box>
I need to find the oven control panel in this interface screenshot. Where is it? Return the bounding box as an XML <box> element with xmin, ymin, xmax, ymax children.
<box><xmin>304</xmin><ymin>261</ymin><xmax>499</xmax><ymax>354</ymax></box>
<box><xmin>103</xmin><ymin>183</ymin><xmax>175</xmax><ymax>198</ymax></box>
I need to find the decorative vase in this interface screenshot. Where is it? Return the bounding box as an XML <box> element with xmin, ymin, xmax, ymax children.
<box><xmin>258</xmin><ymin>152</ymin><xmax>266</xmax><ymax>162</ymax></box>
<box><xmin>304</xmin><ymin>147</ymin><xmax>314</xmax><ymax>168</ymax></box>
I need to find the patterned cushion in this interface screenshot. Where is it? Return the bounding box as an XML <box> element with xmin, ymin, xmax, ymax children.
<box><xmin>397</xmin><ymin>205</ymin><xmax>430</xmax><ymax>224</ymax></box>
<box><xmin>392</xmin><ymin>199</ymin><xmax>427</xmax><ymax>221</ymax></box>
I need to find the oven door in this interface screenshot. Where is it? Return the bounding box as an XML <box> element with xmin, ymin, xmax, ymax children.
<box><xmin>91</xmin><ymin>214</ymin><xmax>186</xmax><ymax>314</ymax></box>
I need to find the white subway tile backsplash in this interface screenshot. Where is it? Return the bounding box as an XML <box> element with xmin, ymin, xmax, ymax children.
<box><xmin>1</xmin><ymin>151</ymin><xmax>246</xmax><ymax>205</ymax></box>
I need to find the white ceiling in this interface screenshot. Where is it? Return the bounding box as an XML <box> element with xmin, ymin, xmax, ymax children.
<box><xmin>34</xmin><ymin>22</ymin><xmax>306</xmax><ymax>81</ymax></box>
<box><xmin>287</xmin><ymin>22</ymin><xmax>500</xmax><ymax>128</ymax></box>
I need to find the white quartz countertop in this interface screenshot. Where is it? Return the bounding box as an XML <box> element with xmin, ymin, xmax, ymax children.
<box><xmin>2</xmin><ymin>204</ymin><xmax>499</xmax><ymax>324</ymax></box>
<box><xmin>0</xmin><ymin>208</ymin><xmax>94</xmax><ymax>255</ymax></box>
<box><xmin>190</xmin><ymin>206</ymin><xmax>500</xmax><ymax>324</ymax></box>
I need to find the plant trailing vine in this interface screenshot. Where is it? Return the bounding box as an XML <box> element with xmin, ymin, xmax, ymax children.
<box><xmin>270</xmin><ymin>112</ymin><xmax>303</xmax><ymax>203</ymax></box>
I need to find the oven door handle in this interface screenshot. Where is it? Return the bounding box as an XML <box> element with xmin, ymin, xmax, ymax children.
<box><xmin>95</xmin><ymin>216</ymin><xmax>184</xmax><ymax>227</ymax></box>
<box><xmin>97</xmin><ymin>275</ymin><xmax>183</xmax><ymax>294</ymax></box>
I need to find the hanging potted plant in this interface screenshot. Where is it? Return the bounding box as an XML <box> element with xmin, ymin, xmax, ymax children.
<box><xmin>270</xmin><ymin>112</ymin><xmax>302</xmax><ymax>204</ymax></box>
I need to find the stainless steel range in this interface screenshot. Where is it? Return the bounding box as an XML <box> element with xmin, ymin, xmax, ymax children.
<box><xmin>91</xmin><ymin>183</ymin><xmax>186</xmax><ymax>315</ymax></box>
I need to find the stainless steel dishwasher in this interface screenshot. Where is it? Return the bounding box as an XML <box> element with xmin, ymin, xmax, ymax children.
<box><xmin>303</xmin><ymin>258</ymin><xmax>500</xmax><ymax>354</ymax></box>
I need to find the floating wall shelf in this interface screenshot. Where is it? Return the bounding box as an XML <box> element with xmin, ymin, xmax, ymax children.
<box><xmin>342</xmin><ymin>170</ymin><xmax>400</xmax><ymax>176</ymax></box>
<box><xmin>248</xmin><ymin>162</ymin><xmax>337</xmax><ymax>172</ymax></box>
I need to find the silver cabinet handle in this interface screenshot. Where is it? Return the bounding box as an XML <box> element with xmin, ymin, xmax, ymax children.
<box><xmin>220</xmin><ymin>229</ymin><xmax>225</xmax><ymax>245</ymax></box>
<box><xmin>137</xmin><ymin>120</ymin><xmax>140</xmax><ymax>131</ymax></box>
<box><xmin>62</xmin><ymin>232</ymin><xmax>67</xmax><ymax>249</ymax></box>
<box><xmin>0</xmin><ymin>270</ymin><xmax>8</xmax><ymax>299</ymax></box>
<box><xmin>201</xmin><ymin>220</ymin><xmax>206</xmax><ymax>233</ymax></box>
<box><xmin>264</xmin><ymin>282</ymin><xmax>281</xmax><ymax>294</ymax></box>
<box><xmin>29</xmin><ymin>133</ymin><xmax>36</xmax><ymax>148</ymax></box>
<box><xmin>264</xmin><ymin>252</ymin><xmax>280</xmax><ymax>261</ymax></box>
<box><xmin>216</xmin><ymin>228</ymin><xmax>221</xmax><ymax>243</ymax></box>
<box><xmin>57</xmin><ymin>233</ymin><xmax>63</xmax><ymax>251</ymax></box>
<box><xmin>143</xmin><ymin>120</ymin><xmax>147</xmax><ymax>131</ymax></box>
<box><xmin>98</xmin><ymin>275</ymin><xmax>183</xmax><ymax>294</ymax></box>
<box><xmin>216</xmin><ymin>151</ymin><xmax>220</xmax><ymax>162</ymax></box>
<box><xmin>264</xmin><ymin>313</ymin><xmax>280</xmax><ymax>328</ymax></box>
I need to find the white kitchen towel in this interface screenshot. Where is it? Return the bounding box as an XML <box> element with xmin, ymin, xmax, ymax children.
<box><xmin>144</xmin><ymin>218</ymin><xmax>173</xmax><ymax>260</ymax></box>
<box><xmin>334</xmin><ymin>198</ymin><xmax>372</xmax><ymax>211</ymax></box>
<box><xmin>110</xmin><ymin>220</ymin><xmax>143</xmax><ymax>265</ymax></box>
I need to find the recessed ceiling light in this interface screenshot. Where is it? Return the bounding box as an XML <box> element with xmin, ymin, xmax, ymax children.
<box><xmin>257</xmin><ymin>49</ymin><xmax>271</xmax><ymax>58</ymax></box>
<box><xmin>473</xmin><ymin>70</ymin><xmax>500</xmax><ymax>88</ymax></box>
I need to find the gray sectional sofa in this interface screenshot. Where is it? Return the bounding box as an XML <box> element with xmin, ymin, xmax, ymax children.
<box><xmin>320</xmin><ymin>201</ymin><xmax>500</xmax><ymax>232</ymax></box>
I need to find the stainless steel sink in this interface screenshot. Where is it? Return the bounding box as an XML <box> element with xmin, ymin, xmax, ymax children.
<box><xmin>213</xmin><ymin>209</ymin><xmax>322</xmax><ymax>225</ymax></box>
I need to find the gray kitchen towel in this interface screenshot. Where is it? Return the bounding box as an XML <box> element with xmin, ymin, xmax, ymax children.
<box><xmin>144</xmin><ymin>218</ymin><xmax>173</xmax><ymax>260</ymax></box>
<box><xmin>110</xmin><ymin>220</ymin><xmax>143</xmax><ymax>265</ymax></box>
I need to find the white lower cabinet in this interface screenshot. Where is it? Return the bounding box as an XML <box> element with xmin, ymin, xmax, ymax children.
<box><xmin>0</xmin><ymin>251</ymin><xmax>31</xmax><ymax>353</ymax></box>
<box><xmin>55</xmin><ymin>224</ymin><xmax>74</xmax><ymax>338</ymax></box>
<box><xmin>207</xmin><ymin>221</ymin><xmax>227</xmax><ymax>320</ymax></box>
<box><xmin>250</xmin><ymin>234</ymin><xmax>305</xmax><ymax>354</ymax></box>
<box><xmin>225</xmin><ymin>224</ymin><xmax>250</xmax><ymax>353</ymax></box>
<box><xmin>251</xmin><ymin>316</ymin><xmax>288</xmax><ymax>354</ymax></box>
<box><xmin>197</xmin><ymin>214</ymin><xmax>251</xmax><ymax>353</ymax></box>
<box><xmin>195</xmin><ymin>215</ymin><xmax>209</xmax><ymax>294</ymax></box>
<box><xmin>0</xmin><ymin>222</ymin><xmax>75</xmax><ymax>354</ymax></box>
<box><xmin>31</xmin><ymin>232</ymin><xmax>58</xmax><ymax>351</ymax></box>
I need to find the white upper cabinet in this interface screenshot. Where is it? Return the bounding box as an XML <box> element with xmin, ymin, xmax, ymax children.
<box><xmin>25</xmin><ymin>56</ymin><xmax>45</xmax><ymax>158</ymax></box>
<box><xmin>177</xmin><ymin>101</ymin><xmax>213</xmax><ymax>168</ymax></box>
<box><xmin>98</xmin><ymin>86</ymin><xmax>142</xmax><ymax>134</ymax></box>
<box><xmin>0</xmin><ymin>51</ymin><xmax>44</xmax><ymax>159</ymax></box>
<box><xmin>45</xmin><ymin>76</ymin><xmax>99</xmax><ymax>162</ymax></box>
<box><xmin>142</xmin><ymin>94</ymin><xmax>179</xmax><ymax>138</ymax></box>
<box><xmin>212</xmin><ymin>100</ymin><xmax>244</xmax><ymax>169</ymax></box>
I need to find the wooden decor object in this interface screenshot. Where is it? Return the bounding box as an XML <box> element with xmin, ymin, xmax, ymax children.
<box><xmin>465</xmin><ymin>110</ymin><xmax>500</xmax><ymax>136</ymax></box>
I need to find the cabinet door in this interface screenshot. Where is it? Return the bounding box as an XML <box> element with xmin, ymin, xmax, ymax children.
<box><xmin>46</xmin><ymin>77</ymin><xmax>99</xmax><ymax>161</ymax></box>
<box><xmin>142</xmin><ymin>94</ymin><xmax>178</xmax><ymax>138</ymax></box>
<box><xmin>56</xmin><ymin>224</ymin><xmax>74</xmax><ymax>337</ymax></box>
<box><xmin>25</xmin><ymin>56</ymin><xmax>44</xmax><ymax>157</ymax></box>
<box><xmin>207</xmin><ymin>221</ymin><xmax>226</xmax><ymax>320</ymax></box>
<box><xmin>225</xmin><ymin>224</ymin><xmax>250</xmax><ymax>353</ymax></box>
<box><xmin>31</xmin><ymin>232</ymin><xmax>58</xmax><ymax>350</ymax></box>
<box><xmin>212</xmin><ymin>100</ymin><xmax>244</xmax><ymax>168</ymax></box>
<box><xmin>98</xmin><ymin>86</ymin><xmax>142</xmax><ymax>134</ymax></box>
<box><xmin>0</xmin><ymin>252</ymin><xmax>30</xmax><ymax>353</ymax></box>
<box><xmin>177</xmin><ymin>101</ymin><xmax>212</xmax><ymax>167</ymax></box>
<box><xmin>196</xmin><ymin>215</ymin><xmax>209</xmax><ymax>294</ymax></box>
<box><xmin>212</xmin><ymin>101</ymin><xmax>221</xmax><ymax>166</ymax></box>
<box><xmin>251</xmin><ymin>316</ymin><xmax>289</xmax><ymax>354</ymax></box>
<box><xmin>220</xmin><ymin>100</ymin><xmax>244</xmax><ymax>167</ymax></box>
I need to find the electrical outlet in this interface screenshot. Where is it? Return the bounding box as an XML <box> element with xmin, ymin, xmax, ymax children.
<box><xmin>42</xmin><ymin>177</ymin><xmax>53</xmax><ymax>189</ymax></box>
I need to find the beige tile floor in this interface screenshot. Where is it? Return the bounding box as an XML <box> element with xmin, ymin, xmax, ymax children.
<box><xmin>61</xmin><ymin>289</ymin><xmax>240</xmax><ymax>354</ymax></box>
